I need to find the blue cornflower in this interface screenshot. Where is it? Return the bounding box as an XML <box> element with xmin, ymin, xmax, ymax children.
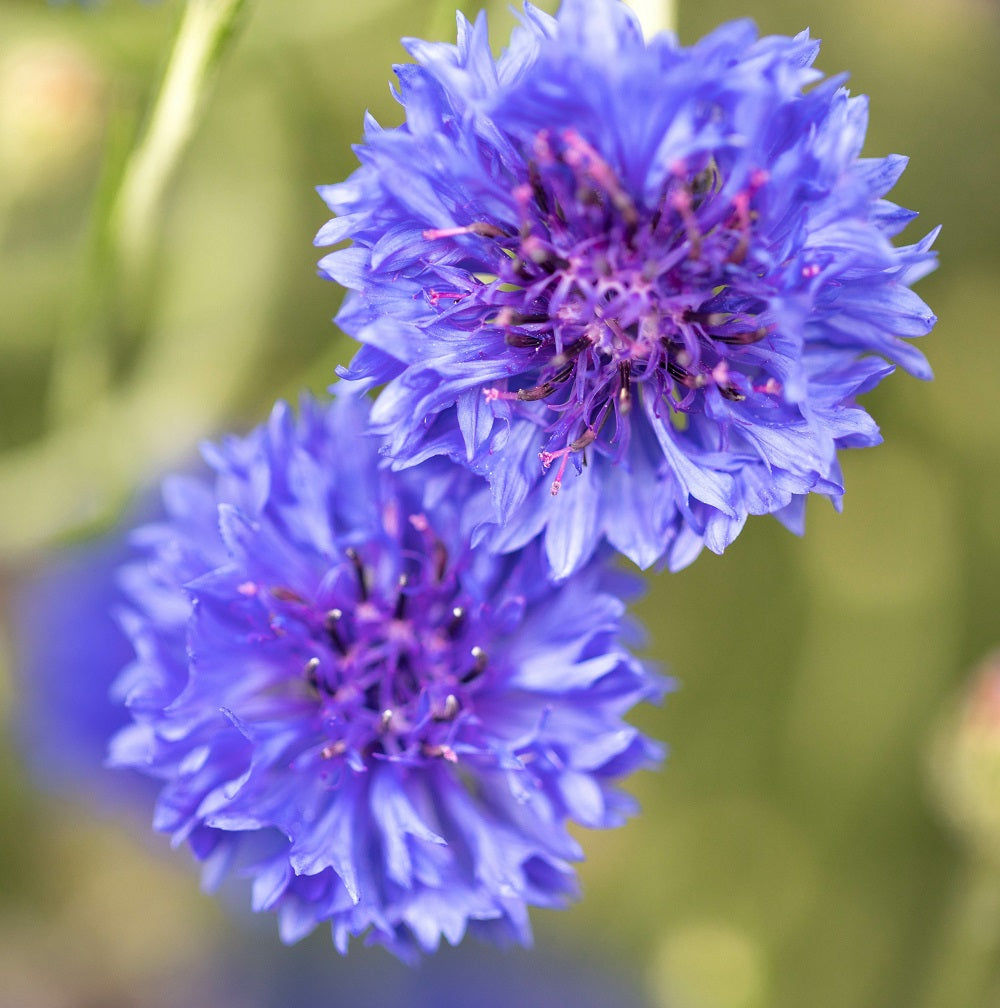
<box><xmin>108</xmin><ymin>392</ymin><xmax>663</xmax><ymax>960</ymax></box>
<box><xmin>317</xmin><ymin>2</ymin><xmax>938</xmax><ymax>578</ymax></box>
<box><xmin>13</xmin><ymin>528</ymin><xmax>155</xmax><ymax>810</ymax></box>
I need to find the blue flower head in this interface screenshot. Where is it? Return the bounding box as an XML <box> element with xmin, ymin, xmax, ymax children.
<box><xmin>13</xmin><ymin>531</ymin><xmax>153</xmax><ymax>810</ymax></box>
<box><xmin>317</xmin><ymin>1</ymin><xmax>938</xmax><ymax>578</ymax></box>
<box><xmin>108</xmin><ymin>392</ymin><xmax>663</xmax><ymax>960</ymax></box>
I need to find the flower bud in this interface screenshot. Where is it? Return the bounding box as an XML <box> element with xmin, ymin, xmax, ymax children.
<box><xmin>929</xmin><ymin>652</ymin><xmax>1000</xmax><ymax>860</ymax></box>
<box><xmin>0</xmin><ymin>39</ymin><xmax>104</xmax><ymax>195</ymax></box>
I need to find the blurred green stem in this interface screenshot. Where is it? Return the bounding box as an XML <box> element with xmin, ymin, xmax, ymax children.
<box><xmin>2</xmin><ymin>0</ymin><xmax>250</xmax><ymax>558</ymax></box>
<box><xmin>112</xmin><ymin>0</ymin><xmax>248</xmax><ymax>302</ymax></box>
<box><xmin>919</xmin><ymin>857</ymin><xmax>1000</xmax><ymax>1008</ymax></box>
<box><xmin>48</xmin><ymin>0</ymin><xmax>249</xmax><ymax>425</ymax></box>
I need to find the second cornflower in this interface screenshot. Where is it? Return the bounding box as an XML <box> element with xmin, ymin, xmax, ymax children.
<box><xmin>317</xmin><ymin>1</ymin><xmax>937</xmax><ymax>578</ymax></box>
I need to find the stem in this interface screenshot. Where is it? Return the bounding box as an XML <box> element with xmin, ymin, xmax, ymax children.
<box><xmin>627</xmin><ymin>0</ymin><xmax>677</xmax><ymax>37</ymax></box>
<box><xmin>112</xmin><ymin>0</ymin><xmax>248</xmax><ymax>298</ymax></box>
<box><xmin>2</xmin><ymin>0</ymin><xmax>251</xmax><ymax>557</ymax></box>
<box><xmin>48</xmin><ymin>0</ymin><xmax>249</xmax><ymax>424</ymax></box>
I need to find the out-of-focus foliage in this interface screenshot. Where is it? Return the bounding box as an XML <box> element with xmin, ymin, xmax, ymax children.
<box><xmin>0</xmin><ymin>0</ymin><xmax>995</xmax><ymax>1005</ymax></box>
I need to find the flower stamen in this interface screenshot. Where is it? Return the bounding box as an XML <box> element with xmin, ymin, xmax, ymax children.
<box><xmin>539</xmin><ymin>427</ymin><xmax>597</xmax><ymax>495</ymax></box>
<box><xmin>325</xmin><ymin>608</ymin><xmax>347</xmax><ymax>654</ymax></box>
<box><xmin>462</xmin><ymin>646</ymin><xmax>488</xmax><ymax>683</ymax></box>
<box><xmin>345</xmin><ymin>548</ymin><xmax>368</xmax><ymax>601</ymax></box>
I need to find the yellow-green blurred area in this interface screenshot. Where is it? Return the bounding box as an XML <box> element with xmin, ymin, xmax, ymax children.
<box><xmin>0</xmin><ymin>0</ymin><xmax>995</xmax><ymax>1005</ymax></box>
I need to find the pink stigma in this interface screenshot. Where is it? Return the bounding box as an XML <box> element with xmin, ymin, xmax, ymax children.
<box><xmin>754</xmin><ymin>377</ymin><xmax>783</xmax><ymax>395</ymax></box>
<box><xmin>483</xmin><ymin>387</ymin><xmax>520</xmax><ymax>403</ymax></box>
<box><xmin>539</xmin><ymin>446</ymin><xmax>572</xmax><ymax>496</ymax></box>
<box><xmin>428</xmin><ymin>290</ymin><xmax>465</xmax><ymax>307</ymax></box>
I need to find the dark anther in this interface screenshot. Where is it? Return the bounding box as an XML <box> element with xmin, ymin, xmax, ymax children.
<box><xmin>720</xmin><ymin>385</ymin><xmax>746</xmax><ymax>402</ymax></box>
<box><xmin>516</xmin><ymin>381</ymin><xmax>556</xmax><ymax>402</ymax></box>
<box><xmin>467</xmin><ymin>221</ymin><xmax>506</xmax><ymax>238</ymax></box>
<box><xmin>325</xmin><ymin>608</ymin><xmax>347</xmax><ymax>654</ymax></box>
<box><xmin>713</xmin><ymin>326</ymin><xmax>768</xmax><ymax>346</ymax></box>
<box><xmin>505</xmin><ymin>332</ymin><xmax>545</xmax><ymax>349</ymax></box>
<box><xmin>462</xmin><ymin>646</ymin><xmax>488</xmax><ymax>684</ymax></box>
<box><xmin>577</xmin><ymin>184</ymin><xmax>602</xmax><ymax>209</ymax></box>
<box><xmin>448</xmin><ymin>606</ymin><xmax>466</xmax><ymax>638</ymax></box>
<box><xmin>528</xmin><ymin>161</ymin><xmax>550</xmax><ymax>216</ymax></box>
<box><xmin>524</xmin><ymin>242</ymin><xmax>570</xmax><ymax>271</ymax></box>
<box><xmin>433</xmin><ymin>540</ymin><xmax>448</xmax><ymax>582</ymax></box>
<box><xmin>691</xmin><ymin>164</ymin><xmax>718</xmax><ymax>201</ymax></box>
<box><xmin>667</xmin><ymin>360</ymin><xmax>691</xmax><ymax>383</ymax></box>
<box><xmin>511</xmin><ymin>258</ymin><xmax>534</xmax><ymax>281</ymax></box>
<box><xmin>551</xmin><ymin>360</ymin><xmax>576</xmax><ymax>384</ymax></box>
<box><xmin>434</xmin><ymin>694</ymin><xmax>460</xmax><ymax>722</ymax></box>
<box><xmin>683</xmin><ymin>310</ymin><xmax>728</xmax><ymax>328</ymax></box>
<box><xmin>304</xmin><ymin>657</ymin><xmax>321</xmax><ymax>691</ymax></box>
<box><xmin>618</xmin><ymin>361</ymin><xmax>632</xmax><ymax>414</ymax></box>
<box><xmin>559</xmin><ymin>337</ymin><xmax>592</xmax><ymax>360</ymax></box>
<box><xmin>393</xmin><ymin>574</ymin><xmax>409</xmax><ymax>621</ymax></box>
<box><xmin>570</xmin><ymin>428</ymin><xmax>598</xmax><ymax>452</ymax></box>
<box><xmin>510</xmin><ymin>312</ymin><xmax>551</xmax><ymax>326</ymax></box>
<box><xmin>345</xmin><ymin>548</ymin><xmax>368</xmax><ymax>601</ymax></box>
<box><xmin>270</xmin><ymin>586</ymin><xmax>305</xmax><ymax>604</ymax></box>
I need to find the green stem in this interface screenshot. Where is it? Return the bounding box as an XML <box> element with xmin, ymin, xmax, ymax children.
<box><xmin>918</xmin><ymin>857</ymin><xmax>1000</xmax><ymax>1008</ymax></box>
<box><xmin>2</xmin><ymin>0</ymin><xmax>251</xmax><ymax>557</ymax></box>
<box><xmin>112</xmin><ymin>0</ymin><xmax>248</xmax><ymax>301</ymax></box>
<box><xmin>47</xmin><ymin>0</ymin><xmax>249</xmax><ymax>425</ymax></box>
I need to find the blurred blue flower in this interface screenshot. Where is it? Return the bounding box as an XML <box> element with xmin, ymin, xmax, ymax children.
<box><xmin>233</xmin><ymin>939</ymin><xmax>652</xmax><ymax>1008</ymax></box>
<box><xmin>317</xmin><ymin>1</ymin><xmax>938</xmax><ymax>578</ymax></box>
<box><xmin>108</xmin><ymin>391</ymin><xmax>663</xmax><ymax>960</ymax></box>
<box><xmin>13</xmin><ymin>520</ymin><xmax>156</xmax><ymax>811</ymax></box>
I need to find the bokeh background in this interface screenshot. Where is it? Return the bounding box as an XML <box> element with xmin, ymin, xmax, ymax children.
<box><xmin>0</xmin><ymin>0</ymin><xmax>995</xmax><ymax>1005</ymax></box>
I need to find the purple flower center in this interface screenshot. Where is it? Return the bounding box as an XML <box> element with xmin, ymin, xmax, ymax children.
<box><xmin>425</xmin><ymin>128</ymin><xmax>780</xmax><ymax>493</ymax></box>
<box><xmin>240</xmin><ymin>514</ymin><xmax>490</xmax><ymax>773</ymax></box>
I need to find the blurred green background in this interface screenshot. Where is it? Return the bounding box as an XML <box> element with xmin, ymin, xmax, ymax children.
<box><xmin>0</xmin><ymin>0</ymin><xmax>995</xmax><ymax>1005</ymax></box>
